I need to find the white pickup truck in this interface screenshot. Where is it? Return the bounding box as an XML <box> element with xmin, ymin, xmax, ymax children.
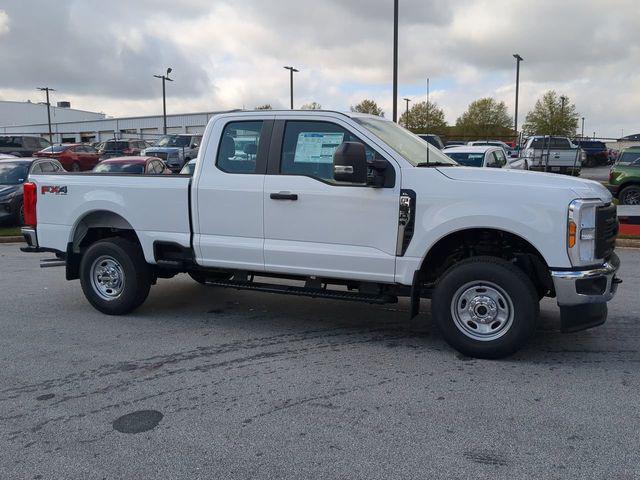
<box><xmin>20</xmin><ymin>110</ymin><xmax>620</xmax><ymax>358</ymax></box>
<box><xmin>521</xmin><ymin>135</ymin><xmax>585</xmax><ymax>175</ymax></box>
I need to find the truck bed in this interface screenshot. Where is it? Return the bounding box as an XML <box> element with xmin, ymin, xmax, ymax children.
<box><xmin>30</xmin><ymin>173</ymin><xmax>192</xmax><ymax>263</ymax></box>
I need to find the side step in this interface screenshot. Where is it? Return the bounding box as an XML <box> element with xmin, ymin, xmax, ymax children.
<box><xmin>40</xmin><ymin>258</ymin><xmax>66</xmax><ymax>268</ymax></box>
<box><xmin>203</xmin><ymin>278</ymin><xmax>398</xmax><ymax>305</ymax></box>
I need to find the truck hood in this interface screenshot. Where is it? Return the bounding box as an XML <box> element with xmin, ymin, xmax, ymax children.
<box><xmin>436</xmin><ymin>166</ymin><xmax>612</xmax><ymax>202</ymax></box>
<box><xmin>146</xmin><ymin>147</ymin><xmax>181</xmax><ymax>153</ymax></box>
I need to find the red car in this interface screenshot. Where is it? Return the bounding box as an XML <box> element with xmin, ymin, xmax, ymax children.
<box><xmin>35</xmin><ymin>143</ymin><xmax>100</xmax><ymax>172</ymax></box>
<box><xmin>92</xmin><ymin>156</ymin><xmax>172</xmax><ymax>174</ymax></box>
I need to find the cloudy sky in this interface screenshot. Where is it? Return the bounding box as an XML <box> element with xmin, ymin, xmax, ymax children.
<box><xmin>0</xmin><ymin>0</ymin><xmax>638</xmax><ymax>137</ymax></box>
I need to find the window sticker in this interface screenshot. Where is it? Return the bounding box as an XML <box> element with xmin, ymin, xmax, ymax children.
<box><xmin>294</xmin><ymin>132</ymin><xmax>344</xmax><ymax>164</ymax></box>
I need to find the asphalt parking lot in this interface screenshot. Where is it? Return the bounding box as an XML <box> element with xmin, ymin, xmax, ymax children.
<box><xmin>1</xmin><ymin>244</ymin><xmax>639</xmax><ymax>479</ymax></box>
<box><xmin>580</xmin><ymin>165</ymin><xmax>610</xmax><ymax>183</ymax></box>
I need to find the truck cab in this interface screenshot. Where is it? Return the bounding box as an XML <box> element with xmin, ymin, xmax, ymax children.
<box><xmin>20</xmin><ymin>111</ymin><xmax>620</xmax><ymax>359</ymax></box>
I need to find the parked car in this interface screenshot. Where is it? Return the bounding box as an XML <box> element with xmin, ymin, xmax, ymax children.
<box><xmin>445</xmin><ymin>141</ymin><xmax>465</xmax><ymax>147</ymax></box>
<box><xmin>35</xmin><ymin>143</ymin><xmax>100</xmax><ymax>171</ymax></box>
<box><xmin>21</xmin><ymin>110</ymin><xmax>619</xmax><ymax>359</ymax></box>
<box><xmin>467</xmin><ymin>140</ymin><xmax>516</xmax><ymax>157</ymax></box>
<box><xmin>180</xmin><ymin>158</ymin><xmax>197</xmax><ymax>175</ymax></box>
<box><xmin>608</xmin><ymin>147</ymin><xmax>640</xmax><ymax>204</ymax></box>
<box><xmin>0</xmin><ymin>157</ymin><xmax>63</xmax><ymax>225</ymax></box>
<box><xmin>143</xmin><ymin>134</ymin><xmax>203</xmax><ymax>172</ymax></box>
<box><xmin>0</xmin><ymin>135</ymin><xmax>50</xmax><ymax>157</ymax></box>
<box><xmin>417</xmin><ymin>134</ymin><xmax>444</xmax><ymax>150</ymax></box>
<box><xmin>443</xmin><ymin>145</ymin><xmax>527</xmax><ymax>169</ymax></box>
<box><xmin>520</xmin><ymin>136</ymin><xmax>584</xmax><ymax>175</ymax></box>
<box><xmin>573</xmin><ymin>140</ymin><xmax>609</xmax><ymax>167</ymax></box>
<box><xmin>93</xmin><ymin>156</ymin><xmax>172</xmax><ymax>175</ymax></box>
<box><xmin>97</xmin><ymin>139</ymin><xmax>151</xmax><ymax>160</ymax></box>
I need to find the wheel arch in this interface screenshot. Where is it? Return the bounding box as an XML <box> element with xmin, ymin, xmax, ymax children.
<box><xmin>418</xmin><ymin>227</ymin><xmax>553</xmax><ymax>297</ymax></box>
<box><xmin>70</xmin><ymin>209</ymin><xmax>140</xmax><ymax>253</ymax></box>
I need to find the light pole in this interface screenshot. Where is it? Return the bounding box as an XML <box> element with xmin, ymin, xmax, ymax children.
<box><xmin>284</xmin><ymin>66</ymin><xmax>299</xmax><ymax>109</ymax></box>
<box><xmin>581</xmin><ymin>117</ymin><xmax>585</xmax><ymax>138</ymax></box>
<box><xmin>392</xmin><ymin>0</ymin><xmax>399</xmax><ymax>123</ymax></box>
<box><xmin>154</xmin><ymin>68</ymin><xmax>173</xmax><ymax>135</ymax></box>
<box><xmin>403</xmin><ymin>98</ymin><xmax>411</xmax><ymax>128</ymax></box>
<box><xmin>37</xmin><ymin>87</ymin><xmax>55</xmax><ymax>144</ymax></box>
<box><xmin>512</xmin><ymin>54</ymin><xmax>523</xmax><ymax>143</ymax></box>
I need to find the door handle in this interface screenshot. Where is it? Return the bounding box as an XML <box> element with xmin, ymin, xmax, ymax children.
<box><xmin>270</xmin><ymin>192</ymin><xmax>298</xmax><ymax>201</ymax></box>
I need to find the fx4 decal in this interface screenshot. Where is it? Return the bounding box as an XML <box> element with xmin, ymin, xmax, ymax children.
<box><xmin>41</xmin><ymin>185</ymin><xmax>68</xmax><ymax>195</ymax></box>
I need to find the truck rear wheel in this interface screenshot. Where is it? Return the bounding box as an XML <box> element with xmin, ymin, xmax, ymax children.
<box><xmin>80</xmin><ymin>238</ymin><xmax>151</xmax><ymax>315</ymax></box>
<box><xmin>431</xmin><ymin>256</ymin><xmax>539</xmax><ymax>359</ymax></box>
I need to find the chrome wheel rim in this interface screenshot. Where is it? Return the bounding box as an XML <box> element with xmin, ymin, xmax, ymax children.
<box><xmin>451</xmin><ymin>281</ymin><xmax>514</xmax><ymax>342</ymax></box>
<box><xmin>90</xmin><ymin>255</ymin><xmax>125</xmax><ymax>301</ymax></box>
<box><xmin>623</xmin><ymin>190</ymin><xmax>640</xmax><ymax>205</ymax></box>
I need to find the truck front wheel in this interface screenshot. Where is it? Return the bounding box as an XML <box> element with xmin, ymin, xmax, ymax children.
<box><xmin>431</xmin><ymin>256</ymin><xmax>539</xmax><ymax>359</ymax></box>
<box><xmin>80</xmin><ymin>238</ymin><xmax>151</xmax><ymax>315</ymax></box>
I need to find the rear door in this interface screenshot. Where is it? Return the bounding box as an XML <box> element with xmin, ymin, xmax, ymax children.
<box><xmin>194</xmin><ymin>116</ymin><xmax>273</xmax><ymax>271</ymax></box>
<box><xmin>262</xmin><ymin>116</ymin><xmax>400</xmax><ymax>283</ymax></box>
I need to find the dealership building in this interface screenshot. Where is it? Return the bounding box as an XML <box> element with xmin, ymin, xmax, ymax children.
<box><xmin>0</xmin><ymin>100</ymin><xmax>224</xmax><ymax>144</ymax></box>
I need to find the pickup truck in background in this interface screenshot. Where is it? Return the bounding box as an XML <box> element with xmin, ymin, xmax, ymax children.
<box><xmin>521</xmin><ymin>136</ymin><xmax>585</xmax><ymax>175</ymax></box>
<box><xmin>143</xmin><ymin>134</ymin><xmax>203</xmax><ymax>172</ymax></box>
<box><xmin>20</xmin><ymin>111</ymin><xmax>620</xmax><ymax>359</ymax></box>
<box><xmin>574</xmin><ymin>140</ymin><xmax>610</xmax><ymax>167</ymax></box>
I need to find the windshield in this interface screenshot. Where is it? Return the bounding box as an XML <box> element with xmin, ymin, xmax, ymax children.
<box><xmin>93</xmin><ymin>162</ymin><xmax>144</xmax><ymax>174</ymax></box>
<box><xmin>0</xmin><ymin>162</ymin><xmax>29</xmax><ymax>184</ymax></box>
<box><xmin>353</xmin><ymin>117</ymin><xmax>456</xmax><ymax>166</ymax></box>
<box><xmin>155</xmin><ymin>135</ymin><xmax>190</xmax><ymax>148</ymax></box>
<box><xmin>102</xmin><ymin>141</ymin><xmax>129</xmax><ymax>150</ymax></box>
<box><xmin>618</xmin><ymin>151</ymin><xmax>640</xmax><ymax>165</ymax></box>
<box><xmin>445</xmin><ymin>152</ymin><xmax>484</xmax><ymax>167</ymax></box>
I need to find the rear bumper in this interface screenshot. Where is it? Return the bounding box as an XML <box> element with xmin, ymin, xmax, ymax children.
<box><xmin>550</xmin><ymin>253</ymin><xmax>621</xmax><ymax>332</ymax></box>
<box><xmin>529</xmin><ymin>165</ymin><xmax>581</xmax><ymax>175</ymax></box>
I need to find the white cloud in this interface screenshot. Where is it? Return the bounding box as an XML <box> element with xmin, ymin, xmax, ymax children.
<box><xmin>0</xmin><ymin>10</ymin><xmax>9</xmax><ymax>36</ymax></box>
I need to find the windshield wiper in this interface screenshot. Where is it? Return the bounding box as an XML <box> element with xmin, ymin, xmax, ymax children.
<box><xmin>416</xmin><ymin>161</ymin><xmax>457</xmax><ymax>167</ymax></box>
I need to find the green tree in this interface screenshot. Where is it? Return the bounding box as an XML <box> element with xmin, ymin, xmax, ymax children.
<box><xmin>399</xmin><ymin>101</ymin><xmax>447</xmax><ymax>133</ymax></box>
<box><xmin>255</xmin><ymin>104</ymin><xmax>273</xmax><ymax>110</ymax></box>
<box><xmin>455</xmin><ymin>97</ymin><xmax>513</xmax><ymax>138</ymax></box>
<box><xmin>301</xmin><ymin>102</ymin><xmax>322</xmax><ymax>110</ymax></box>
<box><xmin>350</xmin><ymin>99</ymin><xmax>384</xmax><ymax>117</ymax></box>
<box><xmin>523</xmin><ymin>91</ymin><xmax>579</xmax><ymax>137</ymax></box>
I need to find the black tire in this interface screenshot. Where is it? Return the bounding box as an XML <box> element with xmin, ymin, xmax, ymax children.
<box><xmin>79</xmin><ymin>238</ymin><xmax>151</xmax><ymax>315</ymax></box>
<box><xmin>619</xmin><ymin>185</ymin><xmax>640</xmax><ymax>205</ymax></box>
<box><xmin>188</xmin><ymin>271</ymin><xmax>232</xmax><ymax>284</ymax></box>
<box><xmin>431</xmin><ymin>256</ymin><xmax>539</xmax><ymax>359</ymax></box>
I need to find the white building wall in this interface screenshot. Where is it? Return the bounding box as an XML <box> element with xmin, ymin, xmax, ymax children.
<box><xmin>0</xmin><ymin>100</ymin><xmax>105</xmax><ymax>127</ymax></box>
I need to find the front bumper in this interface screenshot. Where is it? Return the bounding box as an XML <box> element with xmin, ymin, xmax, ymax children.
<box><xmin>550</xmin><ymin>253</ymin><xmax>621</xmax><ymax>332</ymax></box>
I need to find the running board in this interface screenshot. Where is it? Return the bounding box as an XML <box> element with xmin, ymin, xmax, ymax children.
<box><xmin>40</xmin><ymin>258</ymin><xmax>66</xmax><ymax>268</ymax></box>
<box><xmin>203</xmin><ymin>278</ymin><xmax>398</xmax><ymax>305</ymax></box>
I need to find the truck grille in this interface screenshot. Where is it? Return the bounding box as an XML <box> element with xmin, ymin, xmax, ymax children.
<box><xmin>595</xmin><ymin>204</ymin><xmax>618</xmax><ymax>260</ymax></box>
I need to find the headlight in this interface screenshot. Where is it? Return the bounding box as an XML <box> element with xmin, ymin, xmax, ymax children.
<box><xmin>567</xmin><ymin>199</ymin><xmax>601</xmax><ymax>266</ymax></box>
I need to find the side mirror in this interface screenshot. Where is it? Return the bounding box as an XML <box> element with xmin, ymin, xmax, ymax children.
<box><xmin>333</xmin><ymin>142</ymin><xmax>367</xmax><ymax>183</ymax></box>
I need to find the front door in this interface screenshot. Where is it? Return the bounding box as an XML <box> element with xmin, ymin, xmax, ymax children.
<box><xmin>263</xmin><ymin>118</ymin><xmax>400</xmax><ymax>283</ymax></box>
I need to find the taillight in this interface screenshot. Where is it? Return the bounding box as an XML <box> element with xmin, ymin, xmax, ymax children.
<box><xmin>23</xmin><ymin>182</ymin><xmax>37</xmax><ymax>227</ymax></box>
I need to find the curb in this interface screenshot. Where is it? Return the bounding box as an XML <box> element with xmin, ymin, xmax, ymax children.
<box><xmin>616</xmin><ymin>238</ymin><xmax>640</xmax><ymax>249</ymax></box>
<box><xmin>0</xmin><ymin>236</ymin><xmax>23</xmax><ymax>243</ymax></box>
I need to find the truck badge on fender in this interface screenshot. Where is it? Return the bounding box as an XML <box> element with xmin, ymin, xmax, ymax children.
<box><xmin>41</xmin><ymin>185</ymin><xmax>68</xmax><ymax>195</ymax></box>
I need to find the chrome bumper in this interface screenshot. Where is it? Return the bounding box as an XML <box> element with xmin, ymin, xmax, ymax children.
<box><xmin>550</xmin><ymin>253</ymin><xmax>620</xmax><ymax>307</ymax></box>
<box><xmin>21</xmin><ymin>227</ymin><xmax>38</xmax><ymax>247</ymax></box>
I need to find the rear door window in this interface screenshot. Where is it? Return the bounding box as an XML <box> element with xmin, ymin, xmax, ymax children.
<box><xmin>216</xmin><ymin>121</ymin><xmax>263</xmax><ymax>174</ymax></box>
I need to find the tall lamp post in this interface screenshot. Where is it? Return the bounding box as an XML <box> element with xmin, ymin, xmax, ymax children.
<box><xmin>403</xmin><ymin>98</ymin><xmax>411</xmax><ymax>127</ymax></box>
<box><xmin>37</xmin><ymin>87</ymin><xmax>55</xmax><ymax>144</ymax></box>
<box><xmin>154</xmin><ymin>68</ymin><xmax>173</xmax><ymax>135</ymax></box>
<box><xmin>284</xmin><ymin>66</ymin><xmax>299</xmax><ymax>109</ymax></box>
<box><xmin>392</xmin><ymin>0</ymin><xmax>399</xmax><ymax>123</ymax></box>
<box><xmin>512</xmin><ymin>54</ymin><xmax>523</xmax><ymax>144</ymax></box>
<box><xmin>581</xmin><ymin>117</ymin><xmax>585</xmax><ymax>138</ymax></box>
